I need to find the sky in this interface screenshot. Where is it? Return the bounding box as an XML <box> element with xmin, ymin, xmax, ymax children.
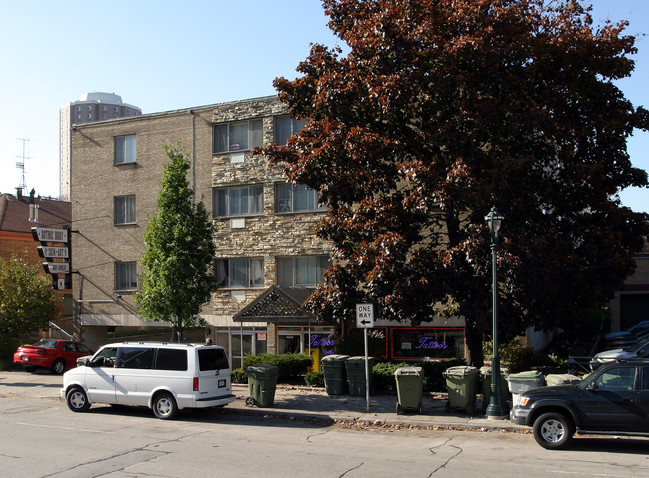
<box><xmin>1</xmin><ymin>1</ymin><xmax>648</xmax><ymax>213</ymax></box>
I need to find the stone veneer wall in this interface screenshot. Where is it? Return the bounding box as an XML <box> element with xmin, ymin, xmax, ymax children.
<box><xmin>209</xmin><ymin>97</ymin><xmax>331</xmax><ymax>316</ymax></box>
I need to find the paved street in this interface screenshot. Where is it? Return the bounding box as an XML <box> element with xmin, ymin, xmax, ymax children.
<box><xmin>2</xmin><ymin>370</ymin><xmax>649</xmax><ymax>477</ymax></box>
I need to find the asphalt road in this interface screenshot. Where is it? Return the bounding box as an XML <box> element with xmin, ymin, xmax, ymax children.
<box><xmin>2</xmin><ymin>370</ymin><xmax>649</xmax><ymax>478</ymax></box>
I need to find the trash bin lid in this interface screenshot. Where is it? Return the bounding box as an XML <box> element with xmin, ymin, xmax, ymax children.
<box><xmin>394</xmin><ymin>366</ymin><xmax>423</xmax><ymax>376</ymax></box>
<box><xmin>321</xmin><ymin>354</ymin><xmax>349</xmax><ymax>363</ymax></box>
<box><xmin>442</xmin><ymin>365</ymin><xmax>478</xmax><ymax>377</ymax></box>
<box><xmin>545</xmin><ymin>373</ymin><xmax>580</xmax><ymax>385</ymax></box>
<box><xmin>506</xmin><ymin>370</ymin><xmax>544</xmax><ymax>380</ymax></box>
<box><xmin>245</xmin><ymin>364</ymin><xmax>279</xmax><ymax>376</ymax></box>
<box><xmin>479</xmin><ymin>365</ymin><xmax>510</xmax><ymax>377</ymax></box>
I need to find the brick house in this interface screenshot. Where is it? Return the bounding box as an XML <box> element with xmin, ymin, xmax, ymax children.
<box><xmin>0</xmin><ymin>189</ymin><xmax>72</xmax><ymax>334</ymax></box>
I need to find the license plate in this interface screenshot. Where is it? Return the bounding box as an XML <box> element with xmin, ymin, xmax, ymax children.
<box><xmin>22</xmin><ymin>356</ymin><xmax>29</xmax><ymax>361</ymax></box>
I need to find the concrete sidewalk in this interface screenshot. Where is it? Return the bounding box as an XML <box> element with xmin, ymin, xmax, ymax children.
<box><xmin>229</xmin><ymin>384</ymin><xmax>526</xmax><ymax>433</ymax></box>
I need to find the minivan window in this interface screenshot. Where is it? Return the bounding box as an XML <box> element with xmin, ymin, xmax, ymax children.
<box><xmin>118</xmin><ymin>347</ymin><xmax>155</xmax><ymax>369</ymax></box>
<box><xmin>91</xmin><ymin>347</ymin><xmax>118</xmax><ymax>367</ymax></box>
<box><xmin>198</xmin><ymin>348</ymin><xmax>229</xmax><ymax>371</ymax></box>
<box><xmin>155</xmin><ymin>349</ymin><xmax>188</xmax><ymax>371</ymax></box>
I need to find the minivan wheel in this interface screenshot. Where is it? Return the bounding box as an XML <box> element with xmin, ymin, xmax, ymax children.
<box><xmin>152</xmin><ymin>392</ymin><xmax>178</xmax><ymax>420</ymax></box>
<box><xmin>66</xmin><ymin>387</ymin><xmax>91</xmax><ymax>412</ymax></box>
<box><xmin>533</xmin><ymin>412</ymin><xmax>574</xmax><ymax>449</ymax></box>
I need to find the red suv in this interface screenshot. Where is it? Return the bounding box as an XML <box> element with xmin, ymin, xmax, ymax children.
<box><xmin>13</xmin><ymin>339</ymin><xmax>94</xmax><ymax>374</ymax></box>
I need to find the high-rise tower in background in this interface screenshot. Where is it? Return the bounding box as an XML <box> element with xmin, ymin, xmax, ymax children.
<box><xmin>60</xmin><ymin>92</ymin><xmax>141</xmax><ymax>200</ymax></box>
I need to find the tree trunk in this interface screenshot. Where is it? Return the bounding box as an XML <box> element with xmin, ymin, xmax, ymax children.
<box><xmin>465</xmin><ymin>323</ymin><xmax>484</xmax><ymax>367</ymax></box>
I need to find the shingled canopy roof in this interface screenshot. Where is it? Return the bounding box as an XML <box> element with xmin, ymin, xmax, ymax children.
<box><xmin>233</xmin><ymin>285</ymin><xmax>317</xmax><ymax>324</ymax></box>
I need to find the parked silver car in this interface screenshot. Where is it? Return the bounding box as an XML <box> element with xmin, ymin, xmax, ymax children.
<box><xmin>590</xmin><ymin>338</ymin><xmax>649</xmax><ymax>369</ymax></box>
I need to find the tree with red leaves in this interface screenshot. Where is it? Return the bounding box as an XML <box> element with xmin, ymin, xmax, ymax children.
<box><xmin>259</xmin><ymin>0</ymin><xmax>649</xmax><ymax>365</ymax></box>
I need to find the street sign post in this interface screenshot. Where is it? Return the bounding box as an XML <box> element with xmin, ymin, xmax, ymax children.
<box><xmin>37</xmin><ymin>246</ymin><xmax>69</xmax><ymax>259</ymax></box>
<box><xmin>43</xmin><ymin>262</ymin><xmax>70</xmax><ymax>274</ymax></box>
<box><xmin>356</xmin><ymin>303</ymin><xmax>374</xmax><ymax>412</ymax></box>
<box><xmin>31</xmin><ymin>227</ymin><xmax>69</xmax><ymax>243</ymax></box>
<box><xmin>32</xmin><ymin>226</ymin><xmax>71</xmax><ymax>291</ymax></box>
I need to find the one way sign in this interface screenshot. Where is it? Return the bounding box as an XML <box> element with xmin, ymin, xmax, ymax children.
<box><xmin>356</xmin><ymin>303</ymin><xmax>374</xmax><ymax>328</ymax></box>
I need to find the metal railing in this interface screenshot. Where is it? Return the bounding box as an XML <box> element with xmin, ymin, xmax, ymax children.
<box><xmin>49</xmin><ymin>321</ymin><xmax>74</xmax><ymax>340</ymax></box>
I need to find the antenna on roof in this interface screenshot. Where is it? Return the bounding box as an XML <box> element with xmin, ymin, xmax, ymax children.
<box><xmin>16</xmin><ymin>138</ymin><xmax>30</xmax><ymax>194</ymax></box>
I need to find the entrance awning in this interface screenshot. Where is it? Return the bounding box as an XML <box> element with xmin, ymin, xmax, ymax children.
<box><xmin>232</xmin><ymin>285</ymin><xmax>317</xmax><ymax>324</ymax></box>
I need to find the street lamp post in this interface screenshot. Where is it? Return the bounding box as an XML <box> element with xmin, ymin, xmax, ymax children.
<box><xmin>485</xmin><ymin>207</ymin><xmax>507</xmax><ymax>420</ymax></box>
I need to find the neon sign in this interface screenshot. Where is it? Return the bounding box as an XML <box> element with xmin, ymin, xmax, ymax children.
<box><xmin>415</xmin><ymin>337</ymin><xmax>449</xmax><ymax>350</ymax></box>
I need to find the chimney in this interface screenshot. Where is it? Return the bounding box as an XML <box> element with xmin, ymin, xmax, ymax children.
<box><xmin>28</xmin><ymin>188</ymin><xmax>39</xmax><ymax>223</ymax></box>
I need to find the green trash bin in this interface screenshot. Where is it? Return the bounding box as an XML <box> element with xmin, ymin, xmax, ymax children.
<box><xmin>479</xmin><ymin>366</ymin><xmax>510</xmax><ymax>409</ymax></box>
<box><xmin>506</xmin><ymin>370</ymin><xmax>545</xmax><ymax>407</ymax></box>
<box><xmin>443</xmin><ymin>365</ymin><xmax>479</xmax><ymax>415</ymax></box>
<box><xmin>345</xmin><ymin>356</ymin><xmax>374</xmax><ymax>396</ymax></box>
<box><xmin>394</xmin><ymin>367</ymin><xmax>424</xmax><ymax>415</ymax></box>
<box><xmin>244</xmin><ymin>364</ymin><xmax>279</xmax><ymax>407</ymax></box>
<box><xmin>321</xmin><ymin>354</ymin><xmax>349</xmax><ymax>395</ymax></box>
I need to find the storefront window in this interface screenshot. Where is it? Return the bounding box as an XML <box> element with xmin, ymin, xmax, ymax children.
<box><xmin>344</xmin><ymin>327</ymin><xmax>388</xmax><ymax>358</ymax></box>
<box><xmin>392</xmin><ymin>328</ymin><xmax>464</xmax><ymax>360</ymax></box>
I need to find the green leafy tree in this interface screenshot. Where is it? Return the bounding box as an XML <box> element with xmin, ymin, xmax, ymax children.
<box><xmin>135</xmin><ymin>141</ymin><xmax>218</xmax><ymax>341</ymax></box>
<box><xmin>0</xmin><ymin>254</ymin><xmax>57</xmax><ymax>341</ymax></box>
<box><xmin>259</xmin><ymin>0</ymin><xmax>649</xmax><ymax>365</ymax></box>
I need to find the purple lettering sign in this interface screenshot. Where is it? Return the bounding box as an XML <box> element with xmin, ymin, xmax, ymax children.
<box><xmin>415</xmin><ymin>337</ymin><xmax>449</xmax><ymax>350</ymax></box>
<box><xmin>310</xmin><ymin>334</ymin><xmax>335</xmax><ymax>348</ymax></box>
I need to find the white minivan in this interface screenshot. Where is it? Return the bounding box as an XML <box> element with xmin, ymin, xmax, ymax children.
<box><xmin>61</xmin><ymin>341</ymin><xmax>235</xmax><ymax>419</ymax></box>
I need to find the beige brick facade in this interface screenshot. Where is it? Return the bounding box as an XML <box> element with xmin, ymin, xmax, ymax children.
<box><xmin>70</xmin><ymin>96</ymin><xmax>331</xmax><ymax>353</ymax></box>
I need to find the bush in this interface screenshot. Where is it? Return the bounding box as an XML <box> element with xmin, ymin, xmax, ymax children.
<box><xmin>304</xmin><ymin>371</ymin><xmax>325</xmax><ymax>387</ymax></box>
<box><xmin>483</xmin><ymin>339</ymin><xmax>553</xmax><ymax>373</ymax></box>
<box><xmin>242</xmin><ymin>353</ymin><xmax>313</xmax><ymax>381</ymax></box>
<box><xmin>419</xmin><ymin>358</ymin><xmax>466</xmax><ymax>392</ymax></box>
<box><xmin>231</xmin><ymin>368</ymin><xmax>248</xmax><ymax>384</ymax></box>
<box><xmin>371</xmin><ymin>362</ymin><xmax>408</xmax><ymax>391</ymax></box>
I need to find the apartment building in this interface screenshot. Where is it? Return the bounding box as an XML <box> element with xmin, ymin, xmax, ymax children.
<box><xmin>60</xmin><ymin>92</ymin><xmax>141</xmax><ymax>201</ymax></box>
<box><xmin>70</xmin><ymin>96</ymin><xmax>467</xmax><ymax>365</ymax></box>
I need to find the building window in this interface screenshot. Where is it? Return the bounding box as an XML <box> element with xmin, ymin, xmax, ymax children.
<box><xmin>275</xmin><ymin>183</ymin><xmax>324</xmax><ymax>213</ymax></box>
<box><xmin>215</xmin><ymin>258</ymin><xmax>264</xmax><ymax>288</ymax></box>
<box><xmin>275</xmin><ymin>115</ymin><xmax>306</xmax><ymax>146</ymax></box>
<box><xmin>213</xmin><ymin>185</ymin><xmax>263</xmax><ymax>217</ymax></box>
<box><xmin>114</xmin><ymin>195</ymin><xmax>136</xmax><ymax>225</ymax></box>
<box><xmin>213</xmin><ymin>119</ymin><xmax>263</xmax><ymax>153</ymax></box>
<box><xmin>114</xmin><ymin>106</ymin><xmax>119</xmax><ymax>112</ymax></box>
<box><xmin>114</xmin><ymin>134</ymin><xmax>136</xmax><ymax>164</ymax></box>
<box><xmin>277</xmin><ymin>256</ymin><xmax>329</xmax><ymax>287</ymax></box>
<box><xmin>87</xmin><ymin>114</ymin><xmax>92</xmax><ymax>120</ymax></box>
<box><xmin>76</xmin><ymin>106</ymin><xmax>81</xmax><ymax>111</ymax></box>
<box><xmin>115</xmin><ymin>262</ymin><xmax>137</xmax><ymax>290</ymax></box>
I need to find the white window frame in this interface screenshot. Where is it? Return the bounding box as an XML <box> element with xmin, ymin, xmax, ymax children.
<box><xmin>215</xmin><ymin>258</ymin><xmax>264</xmax><ymax>288</ymax></box>
<box><xmin>275</xmin><ymin>183</ymin><xmax>324</xmax><ymax>213</ymax></box>
<box><xmin>277</xmin><ymin>256</ymin><xmax>329</xmax><ymax>287</ymax></box>
<box><xmin>114</xmin><ymin>195</ymin><xmax>136</xmax><ymax>225</ymax></box>
<box><xmin>213</xmin><ymin>185</ymin><xmax>264</xmax><ymax>217</ymax></box>
<box><xmin>213</xmin><ymin>119</ymin><xmax>263</xmax><ymax>153</ymax></box>
<box><xmin>115</xmin><ymin>262</ymin><xmax>137</xmax><ymax>291</ymax></box>
<box><xmin>114</xmin><ymin>134</ymin><xmax>136</xmax><ymax>164</ymax></box>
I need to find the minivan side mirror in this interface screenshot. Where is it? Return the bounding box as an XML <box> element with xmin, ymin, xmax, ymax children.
<box><xmin>587</xmin><ymin>381</ymin><xmax>598</xmax><ymax>392</ymax></box>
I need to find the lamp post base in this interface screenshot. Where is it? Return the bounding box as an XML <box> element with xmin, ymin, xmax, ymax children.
<box><xmin>486</xmin><ymin>405</ymin><xmax>507</xmax><ymax>420</ymax></box>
